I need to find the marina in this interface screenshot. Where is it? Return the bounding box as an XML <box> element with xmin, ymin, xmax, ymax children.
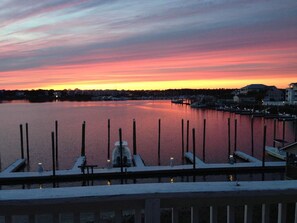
<box><xmin>0</xmin><ymin>100</ymin><xmax>296</xmax><ymax>222</ymax></box>
<box><xmin>0</xmin><ymin>100</ymin><xmax>296</xmax><ymax>184</ymax></box>
<box><xmin>1</xmin><ymin>0</ymin><xmax>297</xmax><ymax>221</ymax></box>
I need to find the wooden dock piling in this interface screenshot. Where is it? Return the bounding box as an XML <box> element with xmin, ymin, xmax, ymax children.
<box><xmin>295</xmin><ymin>120</ymin><xmax>297</xmax><ymax>142</ymax></box>
<box><xmin>25</xmin><ymin>123</ymin><xmax>30</xmax><ymax>163</ymax></box>
<box><xmin>55</xmin><ymin>120</ymin><xmax>58</xmax><ymax>167</ymax></box>
<box><xmin>251</xmin><ymin>117</ymin><xmax>254</xmax><ymax>156</ymax></box>
<box><xmin>273</xmin><ymin>119</ymin><xmax>277</xmax><ymax>147</ymax></box>
<box><xmin>192</xmin><ymin>128</ymin><xmax>196</xmax><ymax>170</ymax></box>
<box><xmin>203</xmin><ymin>119</ymin><xmax>206</xmax><ymax>162</ymax></box>
<box><xmin>262</xmin><ymin>125</ymin><xmax>267</xmax><ymax>167</ymax></box>
<box><xmin>186</xmin><ymin>120</ymin><xmax>189</xmax><ymax>152</ymax></box>
<box><xmin>51</xmin><ymin>132</ymin><xmax>56</xmax><ymax>177</ymax></box>
<box><xmin>107</xmin><ymin>119</ymin><xmax>110</xmax><ymax>160</ymax></box>
<box><xmin>158</xmin><ymin>119</ymin><xmax>161</xmax><ymax>166</ymax></box>
<box><xmin>181</xmin><ymin>119</ymin><xmax>184</xmax><ymax>164</ymax></box>
<box><xmin>282</xmin><ymin>120</ymin><xmax>286</xmax><ymax>147</ymax></box>
<box><xmin>133</xmin><ymin>119</ymin><xmax>137</xmax><ymax>155</ymax></box>
<box><xmin>81</xmin><ymin>121</ymin><xmax>86</xmax><ymax>157</ymax></box>
<box><xmin>228</xmin><ymin>118</ymin><xmax>231</xmax><ymax>157</ymax></box>
<box><xmin>20</xmin><ymin>124</ymin><xmax>24</xmax><ymax>159</ymax></box>
<box><xmin>119</xmin><ymin>128</ymin><xmax>123</xmax><ymax>184</ymax></box>
<box><xmin>234</xmin><ymin>119</ymin><xmax>237</xmax><ymax>152</ymax></box>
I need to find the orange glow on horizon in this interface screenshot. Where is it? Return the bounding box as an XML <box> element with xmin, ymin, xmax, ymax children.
<box><xmin>1</xmin><ymin>46</ymin><xmax>296</xmax><ymax>90</ymax></box>
<box><xmin>42</xmin><ymin>77</ymin><xmax>293</xmax><ymax>90</ymax></box>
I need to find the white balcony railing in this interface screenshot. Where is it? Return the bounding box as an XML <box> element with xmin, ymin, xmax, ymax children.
<box><xmin>0</xmin><ymin>180</ymin><xmax>297</xmax><ymax>223</ymax></box>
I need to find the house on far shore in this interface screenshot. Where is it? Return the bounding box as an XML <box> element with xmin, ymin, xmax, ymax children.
<box><xmin>262</xmin><ymin>86</ymin><xmax>285</xmax><ymax>106</ymax></box>
<box><xmin>233</xmin><ymin>95</ymin><xmax>256</xmax><ymax>104</ymax></box>
<box><xmin>286</xmin><ymin>83</ymin><xmax>297</xmax><ymax>105</ymax></box>
<box><xmin>239</xmin><ymin>84</ymin><xmax>267</xmax><ymax>94</ymax></box>
<box><xmin>282</xmin><ymin>142</ymin><xmax>297</xmax><ymax>179</ymax></box>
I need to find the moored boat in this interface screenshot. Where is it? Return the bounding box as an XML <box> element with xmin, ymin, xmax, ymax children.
<box><xmin>112</xmin><ymin>141</ymin><xmax>132</xmax><ymax>167</ymax></box>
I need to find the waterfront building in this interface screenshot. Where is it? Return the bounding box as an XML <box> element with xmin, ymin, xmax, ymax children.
<box><xmin>239</xmin><ymin>84</ymin><xmax>267</xmax><ymax>94</ymax></box>
<box><xmin>286</xmin><ymin>83</ymin><xmax>297</xmax><ymax>104</ymax></box>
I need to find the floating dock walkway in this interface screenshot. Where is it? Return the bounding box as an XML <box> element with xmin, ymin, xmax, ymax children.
<box><xmin>0</xmin><ymin>153</ymin><xmax>285</xmax><ymax>185</ymax></box>
<box><xmin>133</xmin><ymin>154</ymin><xmax>145</xmax><ymax>167</ymax></box>
<box><xmin>184</xmin><ymin>152</ymin><xmax>206</xmax><ymax>167</ymax></box>
<box><xmin>234</xmin><ymin>151</ymin><xmax>261</xmax><ymax>163</ymax></box>
<box><xmin>1</xmin><ymin>159</ymin><xmax>26</xmax><ymax>174</ymax></box>
<box><xmin>70</xmin><ymin>156</ymin><xmax>86</xmax><ymax>171</ymax></box>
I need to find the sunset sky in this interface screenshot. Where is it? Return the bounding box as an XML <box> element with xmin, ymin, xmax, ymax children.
<box><xmin>1</xmin><ymin>0</ymin><xmax>297</xmax><ymax>90</ymax></box>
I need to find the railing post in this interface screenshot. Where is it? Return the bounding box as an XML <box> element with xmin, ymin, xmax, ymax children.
<box><xmin>94</xmin><ymin>211</ymin><xmax>101</xmax><ymax>223</ymax></box>
<box><xmin>135</xmin><ymin>208</ymin><xmax>142</xmax><ymax>223</ymax></box>
<box><xmin>145</xmin><ymin>199</ymin><xmax>160</xmax><ymax>223</ymax></box>
<box><xmin>191</xmin><ymin>206</ymin><xmax>199</xmax><ymax>223</ymax></box>
<box><xmin>277</xmin><ymin>203</ymin><xmax>287</xmax><ymax>223</ymax></box>
<box><xmin>172</xmin><ymin>208</ymin><xmax>179</xmax><ymax>223</ymax></box>
<box><xmin>262</xmin><ymin>204</ymin><xmax>270</xmax><ymax>223</ymax></box>
<box><xmin>210</xmin><ymin>206</ymin><xmax>217</xmax><ymax>223</ymax></box>
<box><xmin>74</xmin><ymin>212</ymin><xmax>80</xmax><ymax>223</ymax></box>
<box><xmin>5</xmin><ymin>215</ymin><xmax>12</xmax><ymax>223</ymax></box>
<box><xmin>28</xmin><ymin>214</ymin><xmax>35</xmax><ymax>223</ymax></box>
<box><xmin>53</xmin><ymin>212</ymin><xmax>59</xmax><ymax>223</ymax></box>
<box><xmin>294</xmin><ymin>202</ymin><xmax>297</xmax><ymax>223</ymax></box>
<box><xmin>115</xmin><ymin>210</ymin><xmax>122</xmax><ymax>223</ymax></box>
<box><xmin>244</xmin><ymin>205</ymin><xmax>253</xmax><ymax>223</ymax></box>
<box><xmin>227</xmin><ymin>205</ymin><xmax>235</xmax><ymax>223</ymax></box>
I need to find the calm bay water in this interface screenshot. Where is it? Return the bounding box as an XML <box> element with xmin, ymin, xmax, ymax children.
<box><xmin>0</xmin><ymin>100</ymin><xmax>296</xmax><ymax>171</ymax></box>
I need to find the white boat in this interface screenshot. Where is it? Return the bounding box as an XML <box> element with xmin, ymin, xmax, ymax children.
<box><xmin>112</xmin><ymin>141</ymin><xmax>132</xmax><ymax>167</ymax></box>
<box><xmin>265</xmin><ymin>146</ymin><xmax>286</xmax><ymax>160</ymax></box>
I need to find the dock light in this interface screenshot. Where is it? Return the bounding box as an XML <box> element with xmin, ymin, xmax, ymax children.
<box><xmin>229</xmin><ymin>155</ymin><xmax>235</xmax><ymax>164</ymax></box>
<box><xmin>107</xmin><ymin>159</ymin><xmax>111</xmax><ymax>169</ymax></box>
<box><xmin>170</xmin><ymin>157</ymin><xmax>174</xmax><ymax>167</ymax></box>
<box><xmin>38</xmin><ymin>162</ymin><xmax>43</xmax><ymax>173</ymax></box>
<box><xmin>107</xmin><ymin>180</ymin><xmax>111</xmax><ymax>186</ymax></box>
<box><xmin>170</xmin><ymin>178</ymin><xmax>174</xmax><ymax>183</ymax></box>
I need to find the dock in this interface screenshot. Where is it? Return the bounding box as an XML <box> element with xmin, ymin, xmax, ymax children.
<box><xmin>234</xmin><ymin>151</ymin><xmax>261</xmax><ymax>163</ymax></box>
<box><xmin>133</xmin><ymin>154</ymin><xmax>145</xmax><ymax>167</ymax></box>
<box><xmin>71</xmin><ymin>156</ymin><xmax>86</xmax><ymax>171</ymax></box>
<box><xmin>184</xmin><ymin>152</ymin><xmax>206</xmax><ymax>167</ymax></box>
<box><xmin>0</xmin><ymin>159</ymin><xmax>26</xmax><ymax>174</ymax></box>
<box><xmin>0</xmin><ymin>152</ymin><xmax>286</xmax><ymax>186</ymax></box>
<box><xmin>0</xmin><ymin>160</ymin><xmax>286</xmax><ymax>185</ymax></box>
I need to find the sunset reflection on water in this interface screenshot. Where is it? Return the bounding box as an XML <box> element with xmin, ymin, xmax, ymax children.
<box><xmin>0</xmin><ymin>100</ymin><xmax>295</xmax><ymax>171</ymax></box>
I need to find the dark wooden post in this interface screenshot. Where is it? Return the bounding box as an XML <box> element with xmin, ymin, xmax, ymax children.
<box><xmin>181</xmin><ymin>119</ymin><xmax>184</xmax><ymax>164</ymax></box>
<box><xmin>25</xmin><ymin>123</ymin><xmax>30</xmax><ymax>162</ymax></box>
<box><xmin>192</xmin><ymin>128</ymin><xmax>196</xmax><ymax>169</ymax></box>
<box><xmin>107</xmin><ymin>119</ymin><xmax>110</xmax><ymax>160</ymax></box>
<box><xmin>119</xmin><ymin>128</ymin><xmax>123</xmax><ymax>183</ymax></box>
<box><xmin>133</xmin><ymin>119</ymin><xmax>137</xmax><ymax>155</ymax></box>
<box><xmin>186</xmin><ymin>120</ymin><xmax>189</xmax><ymax>152</ymax></box>
<box><xmin>55</xmin><ymin>120</ymin><xmax>58</xmax><ymax>166</ymax></box>
<box><xmin>273</xmin><ymin>119</ymin><xmax>277</xmax><ymax>147</ymax></box>
<box><xmin>81</xmin><ymin>121</ymin><xmax>86</xmax><ymax>156</ymax></box>
<box><xmin>262</xmin><ymin>125</ymin><xmax>267</xmax><ymax>167</ymax></box>
<box><xmin>203</xmin><ymin>119</ymin><xmax>206</xmax><ymax>162</ymax></box>
<box><xmin>282</xmin><ymin>120</ymin><xmax>286</xmax><ymax>147</ymax></box>
<box><xmin>234</xmin><ymin>119</ymin><xmax>237</xmax><ymax>152</ymax></box>
<box><xmin>251</xmin><ymin>117</ymin><xmax>254</xmax><ymax>156</ymax></box>
<box><xmin>158</xmin><ymin>119</ymin><xmax>161</xmax><ymax>166</ymax></box>
<box><xmin>20</xmin><ymin>124</ymin><xmax>24</xmax><ymax>159</ymax></box>
<box><xmin>51</xmin><ymin>132</ymin><xmax>56</xmax><ymax>177</ymax></box>
<box><xmin>228</xmin><ymin>118</ymin><xmax>231</xmax><ymax>157</ymax></box>
<box><xmin>295</xmin><ymin>120</ymin><xmax>297</xmax><ymax>142</ymax></box>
